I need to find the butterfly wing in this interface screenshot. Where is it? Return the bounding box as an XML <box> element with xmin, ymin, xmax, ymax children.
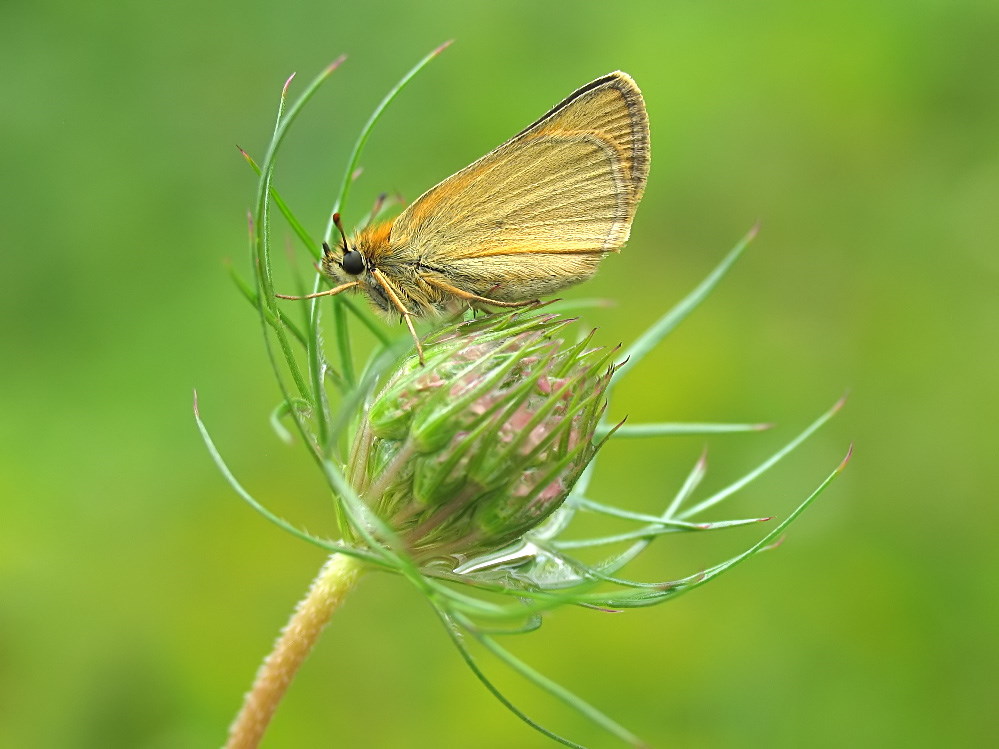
<box><xmin>387</xmin><ymin>72</ymin><xmax>650</xmax><ymax>300</ymax></box>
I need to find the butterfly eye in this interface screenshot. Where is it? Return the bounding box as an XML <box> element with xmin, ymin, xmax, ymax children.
<box><xmin>342</xmin><ymin>250</ymin><xmax>365</xmax><ymax>275</ymax></box>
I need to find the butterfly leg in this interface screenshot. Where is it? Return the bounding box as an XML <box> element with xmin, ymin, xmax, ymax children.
<box><xmin>420</xmin><ymin>275</ymin><xmax>540</xmax><ymax>309</ymax></box>
<box><xmin>275</xmin><ymin>280</ymin><xmax>360</xmax><ymax>301</ymax></box>
<box><xmin>371</xmin><ymin>268</ymin><xmax>425</xmax><ymax>364</ymax></box>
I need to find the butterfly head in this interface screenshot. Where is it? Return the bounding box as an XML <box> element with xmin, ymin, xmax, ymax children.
<box><xmin>322</xmin><ymin>241</ymin><xmax>365</xmax><ymax>276</ymax></box>
<box><xmin>321</xmin><ymin>211</ymin><xmax>368</xmax><ymax>283</ymax></box>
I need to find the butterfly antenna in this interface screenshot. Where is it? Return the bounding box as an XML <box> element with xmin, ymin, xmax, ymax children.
<box><xmin>332</xmin><ymin>212</ymin><xmax>350</xmax><ymax>252</ymax></box>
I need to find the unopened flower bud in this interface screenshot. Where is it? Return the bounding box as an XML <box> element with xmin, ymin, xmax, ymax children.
<box><xmin>344</xmin><ymin>312</ymin><xmax>616</xmax><ymax>568</ymax></box>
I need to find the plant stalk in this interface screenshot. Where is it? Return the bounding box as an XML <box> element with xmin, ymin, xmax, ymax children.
<box><xmin>225</xmin><ymin>552</ymin><xmax>364</xmax><ymax>748</ymax></box>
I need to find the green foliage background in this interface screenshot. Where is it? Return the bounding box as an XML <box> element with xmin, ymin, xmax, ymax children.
<box><xmin>2</xmin><ymin>1</ymin><xmax>996</xmax><ymax>747</ymax></box>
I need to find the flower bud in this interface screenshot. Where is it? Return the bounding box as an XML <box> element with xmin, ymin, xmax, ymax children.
<box><xmin>344</xmin><ymin>312</ymin><xmax>615</xmax><ymax>568</ymax></box>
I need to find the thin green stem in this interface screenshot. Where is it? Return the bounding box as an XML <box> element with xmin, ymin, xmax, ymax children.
<box><xmin>612</xmin><ymin>224</ymin><xmax>758</xmax><ymax>390</ymax></box>
<box><xmin>432</xmin><ymin>607</ymin><xmax>586</xmax><ymax>749</ymax></box>
<box><xmin>459</xmin><ymin>613</ymin><xmax>647</xmax><ymax>748</ymax></box>
<box><xmin>326</xmin><ymin>40</ymin><xmax>452</xmax><ymax>237</ymax></box>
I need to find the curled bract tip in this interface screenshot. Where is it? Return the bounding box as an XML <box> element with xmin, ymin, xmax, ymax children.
<box><xmin>833</xmin><ymin>391</ymin><xmax>851</xmax><ymax>412</ymax></box>
<box><xmin>837</xmin><ymin>443</ymin><xmax>855</xmax><ymax>472</ymax></box>
<box><xmin>763</xmin><ymin>535</ymin><xmax>787</xmax><ymax>551</ymax></box>
<box><xmin>433</xmin><ymin>39</ymin><xmax>455</xmax><ymax>56</ymax></box>
<box><xmin>325</xmin><ymin>54</ymin><xmax>348</xmax><ymax>74</ymax></box>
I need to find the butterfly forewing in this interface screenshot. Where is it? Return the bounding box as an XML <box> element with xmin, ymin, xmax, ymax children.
<box><xmin>520</xmin><ymin>73</ymin><xmax>649</xmax><ymax>208</ymax></box>
<box><xmin>408</xmin><ymin>136</ymin><xmax>628</xmax><ymax>257</ymax></box>
<box><xmin>389</xmin><ymin>72</ymin><xmax>649</xmax><ymax>285</ymax></box>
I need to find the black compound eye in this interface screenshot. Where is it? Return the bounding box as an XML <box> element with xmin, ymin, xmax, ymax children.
<box><xmin>342</xmin><ymin>250</ymin><xmax>364</xmax><ymax>275</ymax></box>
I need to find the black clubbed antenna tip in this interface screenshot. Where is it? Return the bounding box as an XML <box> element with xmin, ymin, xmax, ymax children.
<box><xmin>332</xmin><ymin>212</ymin><xmax>350</xmax><ymax>252</ymax></box>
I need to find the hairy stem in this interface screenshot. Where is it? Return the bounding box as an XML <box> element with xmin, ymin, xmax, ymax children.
<box><xmin>225</xmin><ymin>553</ymin><xmax>364</xmax><ymax>748</ymax></box>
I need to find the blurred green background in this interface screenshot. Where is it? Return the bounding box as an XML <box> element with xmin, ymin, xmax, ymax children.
<box><xmin>3</xmin><ymin>0</ymin><xmax>997</xmax><ymax>747</ymax></box>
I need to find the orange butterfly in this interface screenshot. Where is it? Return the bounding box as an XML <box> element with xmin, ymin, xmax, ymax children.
<box><xmin>283</xmin><ymin>71</ymin><xmax>650</xmax><ymax>362</ymax></box>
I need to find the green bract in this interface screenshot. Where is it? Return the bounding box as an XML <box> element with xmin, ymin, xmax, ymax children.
<box><xmin>347</xmin><ymin>313</ymin><xmax>616</xmax><ymax>567</ymax></box>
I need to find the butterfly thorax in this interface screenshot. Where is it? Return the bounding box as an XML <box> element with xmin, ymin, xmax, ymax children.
<box><xmin>353</xmin><ymin>221</ymin><xmax>394</xmax><ymax>265</ymax></box>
